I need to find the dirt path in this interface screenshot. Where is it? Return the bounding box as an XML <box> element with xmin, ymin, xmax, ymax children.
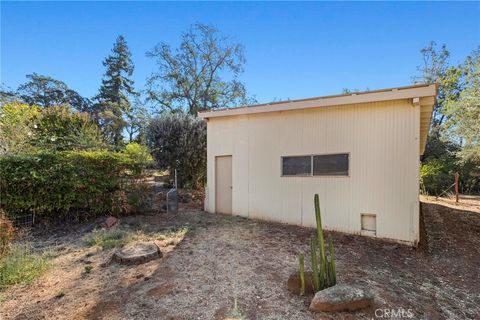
<box><xmin>1</xmin><ymin>199</ymin><xmax>479</xmax><ymax>319</ymax></box>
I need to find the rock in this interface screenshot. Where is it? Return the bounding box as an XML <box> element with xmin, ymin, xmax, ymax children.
<box><xmin>309</xmin><ymin>284</ymin><xmax>374</xmax><ymax>312</ymax></box>
<box><xmin>103</xmin><ymin>216</ymin><xmax>118</xmax><ymax>228</ymax></box>
<box><xmin>112</xmin><ymin>242</ymin><xmax>162</xmax><ymax>265</ymax></box>
<box><xmin>287</xmin><ymin>271</ymin><xmax>315</xmax><ymax>295</ymax></box>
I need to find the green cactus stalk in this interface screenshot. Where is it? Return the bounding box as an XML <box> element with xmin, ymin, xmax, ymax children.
<box><xmin>329</xmin><ymin>235</ymin><xmax>336</xmax><ymax>285</ymax></box>
<box><xmin>325</xmin><ymin>257</ymin><xmax>330</xmax><ymax>287</ymax></box>
<box><xmin>310</xmin><ymin>236</ymin><xmax>320</xmax><ymax>291</ymax></box>
<box><xmin>314</xmin><ymin>194</ymin><xmax>326</xmax><ymax>264</ymax></box>
<box><xmin>314</xmin><ymin>194</ymin><xmax>328</xmax><ymax>290</ymax></box>
<box><xmin>319</xmin><ymin>256</ymin><xmax>325</xmax><ymax>289</ymax></box>
<box><xmin>298</xmin><ymin>253</ymin><xmax>305</xmax><ymax>296</ymax></box>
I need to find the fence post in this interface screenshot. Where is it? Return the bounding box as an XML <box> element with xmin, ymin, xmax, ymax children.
<box><xmin>454</xmin><ymin>172</ymin><xmax>459</xmax><ymax>204</ymax></box>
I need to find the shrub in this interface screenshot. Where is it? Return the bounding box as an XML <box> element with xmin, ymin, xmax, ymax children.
<box><xmin>147</xmin><ymin>113</ymin><xmax>206</xmax><ymax>189</ymax></box>
<box><xmin>122</xmin><ymin>142</ymin><xmax>154</xmax><ymax>168</ymax></box>
<box><xmin>0</xmin><ymin>243</ymin><xmax>49</xmax><ymax>290</ymax></box>
<box><xmin>31</xmin><ymin>105</ymin><xmax>106</xmax><ymax>151</ymax></box>
<box><xmin>0</xmin><ymin>210</ymin><xmax>14</xmax><ymax>257</ymax></box>
<box><xmin>421</xmin><ymin>156</ymin><xmax>480</xmax><ymax>195</ymax></box>
<box><xmin>454</xmin><ymin>155</ymin><xmax>480</xmax><ymax>195</ymax></box>
<box><xmin>0</xmin><ymin>102</ymin><xmax>40</xmax><ymax>155</ymax></box>
<box><xmin>0</xmin><ymin>150</ymin><xmax>148</xmax><ymax>219</ymax></box>
<box><xmin>0</xmin><ymin>103</ymin><xmax>106</xmax><ymax>155</ymax></box>
<box><xmin>420</xmin><ymin>158</ymin><xmax>454</xmax><ymax>195</ymax></box>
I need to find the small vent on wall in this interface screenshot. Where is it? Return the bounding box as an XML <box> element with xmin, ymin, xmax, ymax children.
<box><xmin>361</xmin><ymin>214</ymin><xmax>376</xmax><ymax>236</ymax></box>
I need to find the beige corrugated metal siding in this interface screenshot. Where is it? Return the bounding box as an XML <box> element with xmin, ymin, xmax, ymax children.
<box><xmin>205</xmin><ymin>99</ymin><xmax>421</xmax><ymax>245</ymax></box>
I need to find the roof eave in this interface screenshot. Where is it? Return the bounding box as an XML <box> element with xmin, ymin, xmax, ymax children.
<box><xmin>198</xmin><ymin>83</ymin><xmax>437</xmax><ymax>120</ymax></box>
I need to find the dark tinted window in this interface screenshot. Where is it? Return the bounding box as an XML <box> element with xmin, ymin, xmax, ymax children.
<box><xmin>282</xmin><ymin>156</ymin><xmax>311</xmax><ymax>176</ymax></box>
<box><xmin>313</xmin><ymin>154</ymin><xmax>349</xmax><ymax>176</ymax></box>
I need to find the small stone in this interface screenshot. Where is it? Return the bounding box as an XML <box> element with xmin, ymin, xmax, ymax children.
<box><xmin>309</xmin><ymin>284</ymin><xmax>374</xmax><ymax>312</ymax></box>
<box><xmin>287</xmin><ymin>271</ymin><xmax>315</xmax><ymax>295</ymax></box>
<box><xmin>103</xmin><ymin>216</ymin><xmax>118</xmax><ymax>229</ymax></box>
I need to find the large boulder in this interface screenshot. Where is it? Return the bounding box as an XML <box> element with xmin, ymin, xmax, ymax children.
<box><xmin>309</xmin><ymin>284</ymin><xmax>374</xmax><ymax>312</ymax></box>
<box><xmin>287</xmin><ymin>271</ymin><xmax>315</xmax><ymax>295</ymax></box>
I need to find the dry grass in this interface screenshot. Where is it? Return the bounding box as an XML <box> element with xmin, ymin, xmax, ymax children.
<box><xmin>1</xmin><ymin>200</ymin><xmax>479</xmax><ymax>319</ymax></box>
<box><xmin>421</xmin><ymin>194</ymin><xmax>480</xmax><ymax>213</ymax></box>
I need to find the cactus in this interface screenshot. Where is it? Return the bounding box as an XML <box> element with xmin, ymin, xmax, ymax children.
<box><xmin>314</xmin><ymin>194</ymin><xmax>326</xmax><ymax>264</ymax></box>
<box><xmin>297</xmin><ymin>194</ymin><xmax>337</xmax><ymax>294</ymax></box>
<box><xmin>328</xmin><ymin>235</ymin><xmax>336</xmax><ymax>285</ymax></box>
<box><xmin>298</xmin><ymin>253</ymin><xmax>305</xmax><ymax>296</ymax></box>
<box><xmin>310</xmin><ymin>236</ymin><xmax>320</xmax><ymax>291</ymax></box>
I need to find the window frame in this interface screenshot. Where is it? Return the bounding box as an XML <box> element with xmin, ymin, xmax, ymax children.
<box><xmin>280</xmin><ymin>152</ymin><xmax>350</xmax><ymax>177</ymax></box>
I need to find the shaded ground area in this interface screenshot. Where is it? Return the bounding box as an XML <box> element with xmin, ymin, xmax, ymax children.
<box><xmin>1</xmin><ymin>197</ymin><xmax>479</xmax><ymax>319</ymax></box>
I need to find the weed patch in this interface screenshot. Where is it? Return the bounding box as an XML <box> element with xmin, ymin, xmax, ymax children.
<box><xmin>0</xmin><ymin>243</ymin><xmax>49</xmax><ymax>290</ymax></box>
<box><xmin>84</xmin><ymin>229</ymin><xmax>131</xmax><ymax>249</ymax></box>
<box><xmin>84</xmin><ymin>265</ymin><xmax>93</xmax><ymax>274</ymax></box>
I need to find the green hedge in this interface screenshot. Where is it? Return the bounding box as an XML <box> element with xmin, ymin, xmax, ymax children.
<box><xmin>0</xmin><ymin>150</ymin><xmax>147</xmax><ymax>219</ymax></box>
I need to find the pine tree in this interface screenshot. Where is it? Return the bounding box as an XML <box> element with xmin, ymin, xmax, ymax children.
<box><xmin>95</xmin><ymin>35</ymin><xmax>136</xmax><ymax>147</ymax></box>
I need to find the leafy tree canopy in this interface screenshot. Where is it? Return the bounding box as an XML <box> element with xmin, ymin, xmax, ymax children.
<box><xmin>14</xmin><ymin>73</ymin><xmax>92</xmax><ymax>112</ymax></box>
<box><xmin>444</xmin><ymin>49</ymin><xmax>480</xmax><ymax>162</ymax></box>
<box><xmin>415</xmin><ymin>43</ymin><xmax>480</xmax><ymax>194</ymax></box>
<box><xmin>414</xmin><ymin>42</ymin><xmax>463</xmax><ymax>127</ymax></box>
<box><xmin>125</xmin><ymin>97</ymin><xmax>151</xmax><ymax>144</ymax></box>
<box><xmin>146</xmin><ymin>24</ymin><xmax>254</xmax><ymax>116</ymax></box>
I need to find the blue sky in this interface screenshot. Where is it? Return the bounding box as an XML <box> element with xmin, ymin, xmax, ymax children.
<box><xmin>1</xmin><ymin>1</ymin><xmax>479</xmax><ymax>104</ymax></box>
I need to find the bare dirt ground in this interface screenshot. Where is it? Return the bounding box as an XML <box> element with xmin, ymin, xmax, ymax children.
<box><xmin>1</xmin><ymin>196</ymin><xmax>479</xmax><ymax>320</ymax></box>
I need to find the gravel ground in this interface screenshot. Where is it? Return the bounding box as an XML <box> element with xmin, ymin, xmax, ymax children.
<box><xmin>1</xmin><ymin>197</ymin><xmax>479</xmax><ymax>320</ymax></box>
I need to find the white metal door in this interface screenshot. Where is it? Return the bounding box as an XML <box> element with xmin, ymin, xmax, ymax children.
<box><xmin>215</xmin><ymin>156</ymin><xmax>232</xmax><ymax>214</ymax></box>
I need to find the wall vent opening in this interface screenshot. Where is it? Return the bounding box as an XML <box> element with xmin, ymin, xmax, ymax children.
<box><xmin>361</xmin><ymin>214</ymin><xmax>376</xmax><ymax>236</ymax></box>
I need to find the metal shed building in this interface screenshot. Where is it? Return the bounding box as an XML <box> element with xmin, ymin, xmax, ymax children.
<box><xmin>199</xmin><ymin>84</ymin><xmax>436</xmax><ymax>245</ymax></box>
